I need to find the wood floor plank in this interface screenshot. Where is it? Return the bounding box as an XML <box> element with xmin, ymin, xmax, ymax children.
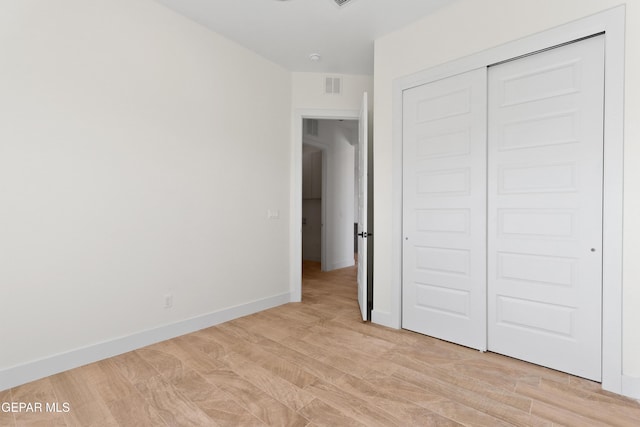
<box><xmin>14</xmin><ymin>418</ymin><xmax>66</xmax><ymax>427</ymax></box>
<box><xmin>108</xmin><ymin>351</ymin><xmax>159</xmax><ymax>386</ymax></box>
<box><xmin>134</xmin><ymin>374</ymin><xmax>218</xmax><ymax>427</ymax></box>
<box><xmin>136</xmin><ymin>346</ymin><xmax>190</xmax><ymax>382</ymax></box>
<box><xmin>264</xmin><ymin>304</ymin><xmax>326</xmax><ymax>326</ymax></box>
<box><xmin>214</xmin><ymin>320</ymin><xmax>267</xmax><ymax>344</ymax></box>
<box><xmin>446</xmin><ymin>357</ymin><xmax>537</xmax><ymax>391</ymax></box>
<box><xmin>481</xmin><ymin>351</ymin><xmax>571</xmax><ymax>385</ymax></box>
<box><xmin>331</xmin><ymin>374</ymin><xmax>463</xmax><ymax>426</ymax></box>
<box><xmin>303</xmin><ymin>379</ymin><xmax>403</xmax><ymax>426</ymax></box>
<box><xmin>306</xmin><ymin>322</ymin><xmax>396</xmax><ymax>357</ymax></box>
<box><xmin>538</xmin><ymin>377</ymin><xmax>640</xmax><ymax>419</ymax></box>
<box><xmin>173</xmin><ymin>331</ymin><xmax>230</xmax><ymax>360</ymax></box>
<box><xmin>424</xmin><ymin>399</ymin><xmax>522</xmax><ymax>427</ymax></box>
<box><xmin>361</xmin><ymin>373</ymin><xmax>448</xmax><ymax>407</ymax></box>
<box><xmin>390</xmin><ymin>353</ymin><xmax>534</xmax><ymax>412</ymax></box>
<box><xmin>194</xmin><ymin>400</ymin><xmax>266</xmax><ymax>427</ymax></box>
<box><xmin>10</xmin><ymin>379</ymin><xmax>66</xmax><ymax>427</ymax></box>
<box><xmin>226</xmin><ymin>313</ymin><xmax>311</xmax><ymax>343</ymax></box>
<box><xmin>291</xmin><ymin>327</ymin><xmax>399</xmax><ymax>377</ymax></box>
<box><xmin>202</xmin><ymin>369</ymin><xmax>309</xmax><ymax>427</ymax></box>
<box><xmin>230</xmin><ymin>340</ymin><xmax>319</xmax><ymax>388</ymax></box>
<box><xmin>47</xmin><ymin>371</ymin><xmax>96</xmax><ymax>410</ymax></box>
<box><xmin>194</xmin><ymin>324</ymin><xmax>248</xmax><ymax>354</ymax></box>
<box><xmin>150</xmin><ymin>337</ymin><xmax>226</xmax><ymax>376</ymax></box>
<box><xmin>169</xmin><ymin>369</ymin><xmax>265</xmax><ymax>427</ymax></box>
<box><xmin>0</xmin><ymin>389</ymin><xmax>16</xmax><ymax>427</ymax></box>
<box><xmin>49</xmin><ymin>368</ymin><xmax>120</xmax><ymax>427</ymax></box>
<box><xmin>363</xmin><ymin>368</ymin><xmax>515</xmax><ymax>426</ymax></box>
<box><xmin>324</xmin><ymin>317</ymin><xmax>425</xmax><ymax>347</ymax></box>
<box><xmin>221</xmin><ymin>351</ymin><xmax>316</xmax><ymax>411</ymax></box>
<box><xmin>105</xmin><ymin>390</ymin><xmax>168</xmax><ymax>427</ymax></box>
<box><xmin>385</xmin><ymin>341</ymin><xmax>478</xmax><ymax>367</ymax></box>
<box><xmin>277</xmin><ymin>303</ymin><xmax>337</xmax><ymax>323</ymax></box>
<box><xmin>281</xmin><ymin>335</ymin><xmax>379</xmax><ymax>378</ymax></box>
<box><xmin>254</xmin><ymin>337</ymin><xmax>346</xmax><ymax>384</ymax></box>
<box><xmin>569</xmin><ymin>375</ymin><xmax>608</xmax><ymax>393</ymax></box>
<box><xmin>529</xmin><ymin>399</ymin><xmax>608</xmax><ymax>427</ymax></box>
<box><xmin>86</xmin><ymin>360</ymin><xmax>140</xmax><ymax>404</ymax></box>
<box><xmin>516</xmin><ymin>380</ymin><xmax>640</xmax><ymax>426</ymax></box>
<box><xmin>298</xmin><ymin>398</ymin><xmax>367</xmax><ymax>427</ymax></box>
<box><xmin>392</xmin><ymin>365</ymin><xmax>550</xmax><ymax>426</ymax></box>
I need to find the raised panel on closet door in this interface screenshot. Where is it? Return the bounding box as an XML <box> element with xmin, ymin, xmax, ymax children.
<box><xmin>402</xmin><ymin>68</ymin><xmax>487</xmax><ymax>351</ymax></box>
<box><xmin>487</xmin><ymin>35</ymin><xmax>605</xmax><ymax>381</ymax></box>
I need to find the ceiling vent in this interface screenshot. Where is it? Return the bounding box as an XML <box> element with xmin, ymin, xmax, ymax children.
<box><xmin>333</xmin><ymin>0</ymin><xmax>354</xmax><ymax>7</ymax></box>
<box><xmin>325</xmin><ymin>76</ymin><xmax>342</xmax><ymax>95</ymax></box>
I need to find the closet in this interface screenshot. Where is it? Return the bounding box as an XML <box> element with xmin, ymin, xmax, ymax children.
<box><xmin>402</xmin><ymin>35</ymin><xmax>605</xmax><ymax>381</ymax></box>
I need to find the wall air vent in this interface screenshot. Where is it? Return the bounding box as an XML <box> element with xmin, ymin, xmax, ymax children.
<box><xmin>334</xmin><ymin>0</ymin><xmax>354</xmax><ymax>7</ymax></box>
<box><xmin>325</xmin><ymin>76</ymin><xmax>342</xmax><ymax>95</ymax></box>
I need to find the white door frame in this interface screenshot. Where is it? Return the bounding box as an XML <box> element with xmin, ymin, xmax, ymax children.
<box><xmin>290</xmin><ymin>109</ymin><xmax>360</xmax><ymax>302</ymax></box>
<box><xmin>391</xmin><ymin>6</ymin><xmax>624</xmax><ymax>394</ymax></box>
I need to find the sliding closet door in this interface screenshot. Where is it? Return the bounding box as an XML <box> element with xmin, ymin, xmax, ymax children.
<box><xmin>402</xmin><ymin>68</ymin><xmax>487</xmax><ymax>350</ymax></box>
<box><xmin>487</xmin><ymin>36</ymin><xmax>605</xmax><ymax>380</ymax></box>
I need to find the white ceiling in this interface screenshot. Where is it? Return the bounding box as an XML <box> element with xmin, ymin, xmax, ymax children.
<box><xmin>154</xmin><ymin>0</ymin><xmax>456</xmax><ymax>75</ymax></box>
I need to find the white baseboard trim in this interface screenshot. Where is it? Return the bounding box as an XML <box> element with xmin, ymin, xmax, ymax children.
<box><xmin>622</xmin><ymin>374</ymin><xmax>640</xmax><ymax>400</ymax></box>
<box><xmin>0</xmin><ymin>292</ymin><xmax>291</xmax><ymax>391</ymax></box>
<box><xmin>371</xmin><ymin>309</ymin><xmax>400</xmax><ymax>329</ymax></box>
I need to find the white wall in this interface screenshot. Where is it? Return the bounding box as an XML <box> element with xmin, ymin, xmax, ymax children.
<box><xmin>292</xmin><ymin>73</ymin><xmax>373</xmax><ymax>113</ymax></box>
<box><xmin>373</xmin><ymin>0</ymin><xmax>640</xmax><ymax>379</ymax></box>
<box><xmin>304</xmin><ymin>121</ymin><xmax>355</xmax><ymax>271</ymax></box>
<box><xmin>0</xmin><ymin>0</ymin><xmax>292</xmax><ymax>387</ymax></box>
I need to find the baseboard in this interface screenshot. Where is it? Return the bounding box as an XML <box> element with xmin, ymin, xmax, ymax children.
<box><xmin>371</xmin><ymin>309</ymin><xmax>400</xmax><ymax>329</ymax></box>
<box><xmin>0</xmin><ymin>292</ymin><xmax>291</xmax><ymax>391</ymax></box>
<box><xmin>622</xmin><ymin>374</ymin><xmax>640</xmax><ymax>400</ymax></box>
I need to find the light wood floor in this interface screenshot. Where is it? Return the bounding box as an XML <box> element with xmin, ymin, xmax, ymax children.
<box><xmin>2</xmin><ymin>261</ymin><xmax>640</xmax><ymax>426</ymax></box>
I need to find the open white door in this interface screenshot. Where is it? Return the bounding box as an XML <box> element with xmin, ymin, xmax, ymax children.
<box><xmin>357</xmin><ymin>92</ymin><xmax>369</xmax><ymax>321</ymax></box>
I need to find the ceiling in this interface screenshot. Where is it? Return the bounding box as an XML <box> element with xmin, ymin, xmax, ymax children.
<box><xmin>154</xmin><ymin>0</ymin><xmax>456</xmax><ymax>75</ymax></box>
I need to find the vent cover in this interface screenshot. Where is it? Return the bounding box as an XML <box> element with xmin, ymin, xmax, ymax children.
<box><xmin>325</xmin><ymin>76</ymin><xmax>342</xmax><ymax>95</ymax></box>
<box><xmin>334</xmin><ymin>0</ymin><xmax>354</xmax><ymax>6</ymax></box>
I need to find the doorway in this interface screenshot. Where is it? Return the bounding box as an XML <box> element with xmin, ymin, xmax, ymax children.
<box><xmin>292</xmin><ymin>99</ymin><xmax>372</xmax><ymax>321</ymax></box>
<box><xmin>301</xmin><ymin>119</ymin><xmax>356</xmax><ymax>272</ymax></box>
